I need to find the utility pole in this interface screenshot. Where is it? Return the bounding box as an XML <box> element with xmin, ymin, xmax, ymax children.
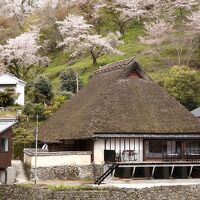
<box><xmin>76</xmin><ymin>72</ymin><xmax>79</xmax><ymax>93</ymax></box>
<box><xmin>34</xmin><ymin>115</ymin><xmax>38</xmax><ymax>184</ymax></box>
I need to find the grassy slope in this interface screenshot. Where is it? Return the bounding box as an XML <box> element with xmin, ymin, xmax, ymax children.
<box><xmin>43</xmin><ymin>26</ymin><xmax>171</xmax><ymax>93</ymax></box>
<box><xmin>0</xmin><ymin>111</ymin><xmax>16</xmax><ymax>118</ymax></box>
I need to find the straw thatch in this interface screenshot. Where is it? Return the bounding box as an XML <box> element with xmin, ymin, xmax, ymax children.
<box><xmin>39</xmin><ymin>58</ymin><xmax>200</xmax><ymax>142</ymax></box>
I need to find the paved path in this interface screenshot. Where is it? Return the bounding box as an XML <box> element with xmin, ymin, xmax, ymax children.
<box><xmin>12</xmin><ymin>160</ymin><xmax>28</xmax><ymax>183</ymax></box>
<box><xmin>38</xmin><ymin>178</ymin><xmax>200</xmax><ymax>189</ymax></box>
<box><xmin>103</xmin><ymin>178</ymin><xmax>200</xmax><ymax>188</ymax></box>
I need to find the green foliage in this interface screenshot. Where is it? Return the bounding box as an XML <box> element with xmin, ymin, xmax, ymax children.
<box><xmin>0</xmin><ymin>88</ymin><xmax>16</xmax><ymax>107</ymax></box>
<box><xmin>33</xmin><ymin>75</ymin><xmax>53</xmax><ymax>105</ymax></box>
<box><xmin>43</xmin><ymin>95</ymin><xmax>67</xmax><ymax>118</ymax></box>
<box><xmin>161</xmin><ymin>66</ymin><xmax>200</xmax><ymax>110</ymax></box>
<box><xmin>60</xmin><ymin>68</ymin><xmax>83</xmax><ymax>94</ymax></box>
<box><xmin>23</xmin><ymin>103</ymin><xmax>45</xmax><ymax>118</ymax></box>
<box><xmin>47</xmin><ymin>184</ymin><xmax>110</xmax><ymax>191</ymax></box>
<box><xmin>13</xmin><ymin>127</ymin><xmax>34</xmax><ymax>159</ymax></box>
<box><xmin>39</xmin><ymin>24</ymin><xmax>62</xmax><ymax>53</ymax></box>
<box><xmin>53</xmin><ymin>95</ymin><xmax>67</xmax><ymax>105</ymax></box>
<box><xmin>13</xmin><ymin>127</ymin><xmax>34</xmax><ymax>144</ymax></box>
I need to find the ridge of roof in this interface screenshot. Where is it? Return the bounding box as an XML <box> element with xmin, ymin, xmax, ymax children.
<box><xmin>0</xmin><ymin>72</ymin><xmax>26</xmax><ymax>84</ymax></box>
<box><xmin>94</xmin><ymin>57</ymin><xmax>135</xmax><ymax>76</ymax></box>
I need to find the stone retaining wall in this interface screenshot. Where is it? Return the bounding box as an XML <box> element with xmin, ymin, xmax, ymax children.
<box><xmin>25</xmin><ymin>164</ymin><xmax>104</xmax><ymax>181</ymax></box>
<box><xmin>1</xmin><ymin>184</ymin><xmax>200</xmax><ymax>200</ymax></box>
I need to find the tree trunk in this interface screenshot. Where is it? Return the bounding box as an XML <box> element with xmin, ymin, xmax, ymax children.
<box><xmin>119</xmin><ymin>23</ymin><xmax>125</xmax><ymax>35</ymax></box>
<box><xmin>90</xmin><ymin>51</ymin><xmax>97</xmax><ymax>66</ymax></box>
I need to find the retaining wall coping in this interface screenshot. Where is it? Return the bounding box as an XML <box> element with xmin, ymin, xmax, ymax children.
<box><xmin>24</xmin><ymin>148</ymin><xmax>92</xmax><ymax>156</ymax></box>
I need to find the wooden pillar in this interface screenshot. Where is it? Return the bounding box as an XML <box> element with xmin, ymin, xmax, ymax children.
<box><xmin>132</xmin><ymin>167</ymin><xmax>136</xmax><ymax>179</ymax></box>
<box><xmin>170</xmin><ymin>166</ymin><xmax>174</xmax><ymax>178</ymax></box>
<box><xmin>119</xmin><ymin>138</ymin><xmax>121</xmax><ymax>154</ymax></box>
<box><xmin>138</xmin><ymin>138</ymin><xmax>140</xmax><ymax>161</ymax></box>
<box><xmin>182</xmin><ymin>141</ymin><xmax>186</xmax><ymax>160</ymax></box>
<box><xmin>151</xmin><ymin>166</ymin><xmax>155</xmax><ymax>178</ymax></box>
<box><xmin>189</xmin><ymin>166</ymin><xmax>193</xmax><ymax>178</ymax></box>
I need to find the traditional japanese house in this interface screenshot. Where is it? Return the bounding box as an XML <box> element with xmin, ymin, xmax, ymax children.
<box><xmin>25</xmin><ymin>58</ymin><xmax>200</xmax><ymax>183</ymax></box>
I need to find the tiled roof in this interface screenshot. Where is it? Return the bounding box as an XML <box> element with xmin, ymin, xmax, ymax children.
<box><xmin>191</xmin><ymin>107</ymin><xmax>200</xmax><ymax>117</ymax></box>
<box><xmin>0</xmin><ymin>73</ymin><xmax>26</xmax><ymax>85</ymax></box>
<box><xmin>0</xmin><ymin>118</ymin><xmax>17</xmax><ymax>133</ymax></box>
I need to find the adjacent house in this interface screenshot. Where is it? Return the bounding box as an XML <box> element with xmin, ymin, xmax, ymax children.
<box><xmin>0</xmin><ymin>73</ymin><xmax>26</xmax><ymax>106</ymax></box>
<box><xmin>0</xmin><ymin>118</ymin><xmax>17</xmax><ymax>184</ymax></box>
<box><xmin>24</xmin><ymin>58</ymin><xmax>200</xmax><ymax>183</ymax></box>
<box><xmin>191</xmin><ymin>107</ymin><xmax>200</xmax><ymax>118</ymax></box>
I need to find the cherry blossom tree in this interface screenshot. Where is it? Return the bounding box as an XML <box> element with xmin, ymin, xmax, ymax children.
<box><xmin>170</xmin><ymin>0</ymin><xmax>198</xmax><ymax>17</ymax></box>
<box><xmin>0</xmin><ymin>30</ymin><xmax>50</xmax><ymax>79</ymax></box>
<box><xmin>187</xmin><ymin>10</ymin><xmax>200</xmax><ymax>33</ymax></box>
<box><xmin>70</xmin><ymin>0</ymin><xmax>106</xmax><ymax>34</ymax></box>
<box><xmin>139</xmin><ymin>14</ymin><xmax>200</xmax><ymax>66</ymax></box>
<box><xmin>57</xmin><ymin>15</ymin><xmax>123</xmax><ymax>65</ymax></box>
<box><xmin>103</xmin><ymin>0</ymin><xmax>160</xmax><ymax>35</ymax></box>
<box><xmin>0</xmin><ymin>0</ymin><xmax>26</xmax><ymax>31</ymax></box>
<box><xmin>139</xmin><ymin>19</ymin><xmax>172</xmax><ymax>46</ymax></box>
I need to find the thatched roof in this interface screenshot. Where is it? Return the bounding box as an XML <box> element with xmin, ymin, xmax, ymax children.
<box><xmin>39</xmin><ymin>58</ymin><xmax>200</xmax><ymax>142</ymax></box>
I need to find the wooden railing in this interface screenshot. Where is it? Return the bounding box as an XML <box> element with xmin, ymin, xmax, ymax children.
<box><xmin>105</xmin><ymin>150</ymin><xmax>200</xmax><ymax>163</ymax></box>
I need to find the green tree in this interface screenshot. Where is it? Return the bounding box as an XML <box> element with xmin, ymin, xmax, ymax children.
<box><xmin>33</xmin><ymin>75</ymin><xmax>53</xmax><ymax>105</ymax></box>
<box><xmin>13</xmin><ymin>127</ymin><xmax>34</xmax><ymax>159</ymax></box>
<box><xmin>60</xmin><ymin>68</ymin><xmax>83</xmax><ymax>94</ymax></box>
<box><xmin>0</xmin><ymin>88</ymin><xmax>16</xmax><ymax>107</ymax></box>
<box><xmin>162</xmin><ymin>66</ymin><xmax>200</xmax><ymax>110</ymax></box>
<box><xmin>23</xmin><ymin>102</ymin><xmax>45</xmax><ymax>118</ymax></box>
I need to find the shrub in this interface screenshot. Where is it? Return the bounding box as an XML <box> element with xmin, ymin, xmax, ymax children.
<box><xmin>33</xmin><ymin>75</ymin><xmax>53</xmax><ymax>105</ymax></box>
<box><xmin>60</xmin><ymin>68</ymin><xmax>83</xmax><ymax>94</ymax></box>
<box><xmin>23</xmin><ymin>103</ymin><xmax>45</xmax><ymax>118</ymax></box>
<box><xmin>0</xmin><ymin>88</ymin><xmax>16</xmax><ymax>107</ymax></box>
<box><xmin>161</xmin><ymin>66</ymin><xmax>200</xmax><ymax>110</ymax></box>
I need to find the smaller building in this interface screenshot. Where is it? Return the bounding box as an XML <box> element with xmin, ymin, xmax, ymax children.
<box><xmin>0</xmin><ymin>73</ymin><xmax>26</xmax><ymax>106</ymax></box>
<box><xmin>191</xmin><ymin>107</ymin><xmax>200</xmax><ymax>118</ymax></box>
<box><xmin>0</xmin><ymin>118</ymin><xmax>17</xmax><ymax>168</ymax></box>
<box><xmin>0</xmin><ymin>118</ymin><xmax>17</xmax><ymax>184</ymax></box>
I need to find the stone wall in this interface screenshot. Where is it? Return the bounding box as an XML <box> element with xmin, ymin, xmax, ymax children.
<box><xmin>1</xmin><ymin>184</ymin><xmax>200</xmax><ymax>200</ymax></box>
<box><xmin>25</xmin><ymin>164</ymin><xmax>104</xmax><ymax>181</ymax></box>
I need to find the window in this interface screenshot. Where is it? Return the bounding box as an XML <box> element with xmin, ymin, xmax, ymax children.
<box><xmin>186</xmin><ymin>141</ymin><xmax>200</xmax><ymax>154</ymax></box>
<box><xmin>145</xmin><ymin>140</ymin><xmax>166</xmax><ymax>158</ymax></box>
<box><xmin>0</xmin><ymin>138</ymin><xmax>8</xmax><ymax>152</ymax></box>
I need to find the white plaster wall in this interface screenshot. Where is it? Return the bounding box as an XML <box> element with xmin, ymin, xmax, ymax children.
<box><xmin>94</xmin><ymin>138</ymin><xmax>144</xmax><ymax>164</ymax></box>
<box><xmin>25</xmin><ymin>154</ymin><xmax>92</xmax><ymax>168</ymax></box>
<box><xmin>94</xmin><ymin>139</ymin><xmax>105</xmax><ymax>165</ymax></box>
<box><xmin>15</xmin><ymin>82</ymin><xmax>25</xmax><ymax>105</ymax></box>
<box><xmin>24</xmin><ymin>153</ymin><xmax>32</xmax><ymax>166</ymax></box>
